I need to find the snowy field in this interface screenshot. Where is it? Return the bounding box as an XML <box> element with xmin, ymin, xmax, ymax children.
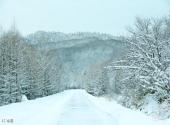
<box><xmin>0</xmin><ymin>89</ymin><xmax>170</xmax><ymax>125</ymax></box>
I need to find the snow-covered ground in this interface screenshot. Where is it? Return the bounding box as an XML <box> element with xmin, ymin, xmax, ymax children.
<box><xmin>0</xmin><ymin>89</ymin><xmax>170</xmax><ymax>125</ymax></box>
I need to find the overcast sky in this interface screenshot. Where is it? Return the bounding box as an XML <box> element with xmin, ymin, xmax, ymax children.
<box><xmin>0</xmin><ymin>0</ymin><xmax>169</xmax><ymax>36</ymax></box>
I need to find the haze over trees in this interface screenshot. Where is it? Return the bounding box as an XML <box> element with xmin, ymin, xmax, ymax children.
<box><xmin>0</xmin><ymin>24</ymin><xmax>124</xmax><ymax>106</ymax></box>
<box><xmin>0</xmin><ymin>16</ymin><xmax>170</xmax><ymax>119</ymax></box>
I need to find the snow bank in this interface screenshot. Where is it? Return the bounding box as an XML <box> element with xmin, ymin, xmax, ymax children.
<box><xmin>140</xmin><ymin>94</ymin><xmax>170</xmax><ymax>119</ymax></box>
<box><xmin>0</xmin><ymin>90</ymin><xmax>73</xmax><ymax>125</ymax></box>
<box><xmin>85</xmin><ymin>91</ymin><xmax>170</xmax><ymax>125</ymax></box>
<box><xmin>21</xmin><ymin>95</ymin><xmax>28</xmax><ymax>102</ymax></box>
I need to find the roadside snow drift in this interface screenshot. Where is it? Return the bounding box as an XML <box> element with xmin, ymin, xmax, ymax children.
<box><xmin>0</xmin><ymin>89</ymin><xmax>170</xmax><ymax>125</ymax></box>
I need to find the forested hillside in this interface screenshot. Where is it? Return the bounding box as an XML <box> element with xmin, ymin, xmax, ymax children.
<box><xmin>0</xmin><ymin>28</ymin><xmax>125</xmax><ymax>106</ymax></box>
<box><xmin>0</xmin><ymin>16</ymin><xmax>170</xmax><ymax>119</ymax></box>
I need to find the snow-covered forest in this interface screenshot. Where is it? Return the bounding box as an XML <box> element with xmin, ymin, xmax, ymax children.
<box><xmin>0</xmin><ymin>27</ymin><xmax>122</xmax><ymax>102</ymax></box>
<box><xmin>0</xmin><ymin>16</ymin><xmax>170</xmax><ymax>120</ymax></box>
<box><xmin>0</xmin><ymin>25</ymin><xmax>123</xmax><ymax>105</ymax></box>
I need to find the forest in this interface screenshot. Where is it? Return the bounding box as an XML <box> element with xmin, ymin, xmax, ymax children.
<box><xmin>0</xmin><ymin>16</ymin><xmax>170</xmax><ymax>118</ymax></box>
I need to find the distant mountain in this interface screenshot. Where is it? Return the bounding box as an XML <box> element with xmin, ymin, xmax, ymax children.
<box><xmin>25</xmin><ymin>31</ymin><xmax>126</xmax><ymax>88</ymax></box>
<box><xmin>26</xmin><ymin>31</ymin><xmax>116</xmax><ymax>44</ymax></box>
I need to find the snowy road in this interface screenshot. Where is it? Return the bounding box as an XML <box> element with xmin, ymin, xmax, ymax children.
<box><xmin>0</xmin><ymin>89</ymin><xmax>170</xmax><ymax>125</ymax></box>
<box><xmin>57</xmin><ymin>91</ymin><xmax>117</xmax><ymax>125</ymax></box>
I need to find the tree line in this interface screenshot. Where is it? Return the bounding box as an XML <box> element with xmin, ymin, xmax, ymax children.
<box><xmin>0</xmin><ymin>26</ymin><xmax>63</xmax><ymax>106</ymax></box>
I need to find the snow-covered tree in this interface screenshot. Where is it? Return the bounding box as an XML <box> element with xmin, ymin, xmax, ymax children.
<box><xmin>0</xmin><ymin>26</ymin><xmax>23</xmax><ymax>104</ymax></box>
<box><xmin>108</xmin><ymin>17</ymin><xmax>170</xmax><ymax>107</ymax></box>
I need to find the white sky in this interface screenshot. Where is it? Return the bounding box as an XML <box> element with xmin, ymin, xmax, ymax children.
<box><xmin>0</xmin><ymin>0</ymin><xmax>169</xmax><ymax>36</ymax></box>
